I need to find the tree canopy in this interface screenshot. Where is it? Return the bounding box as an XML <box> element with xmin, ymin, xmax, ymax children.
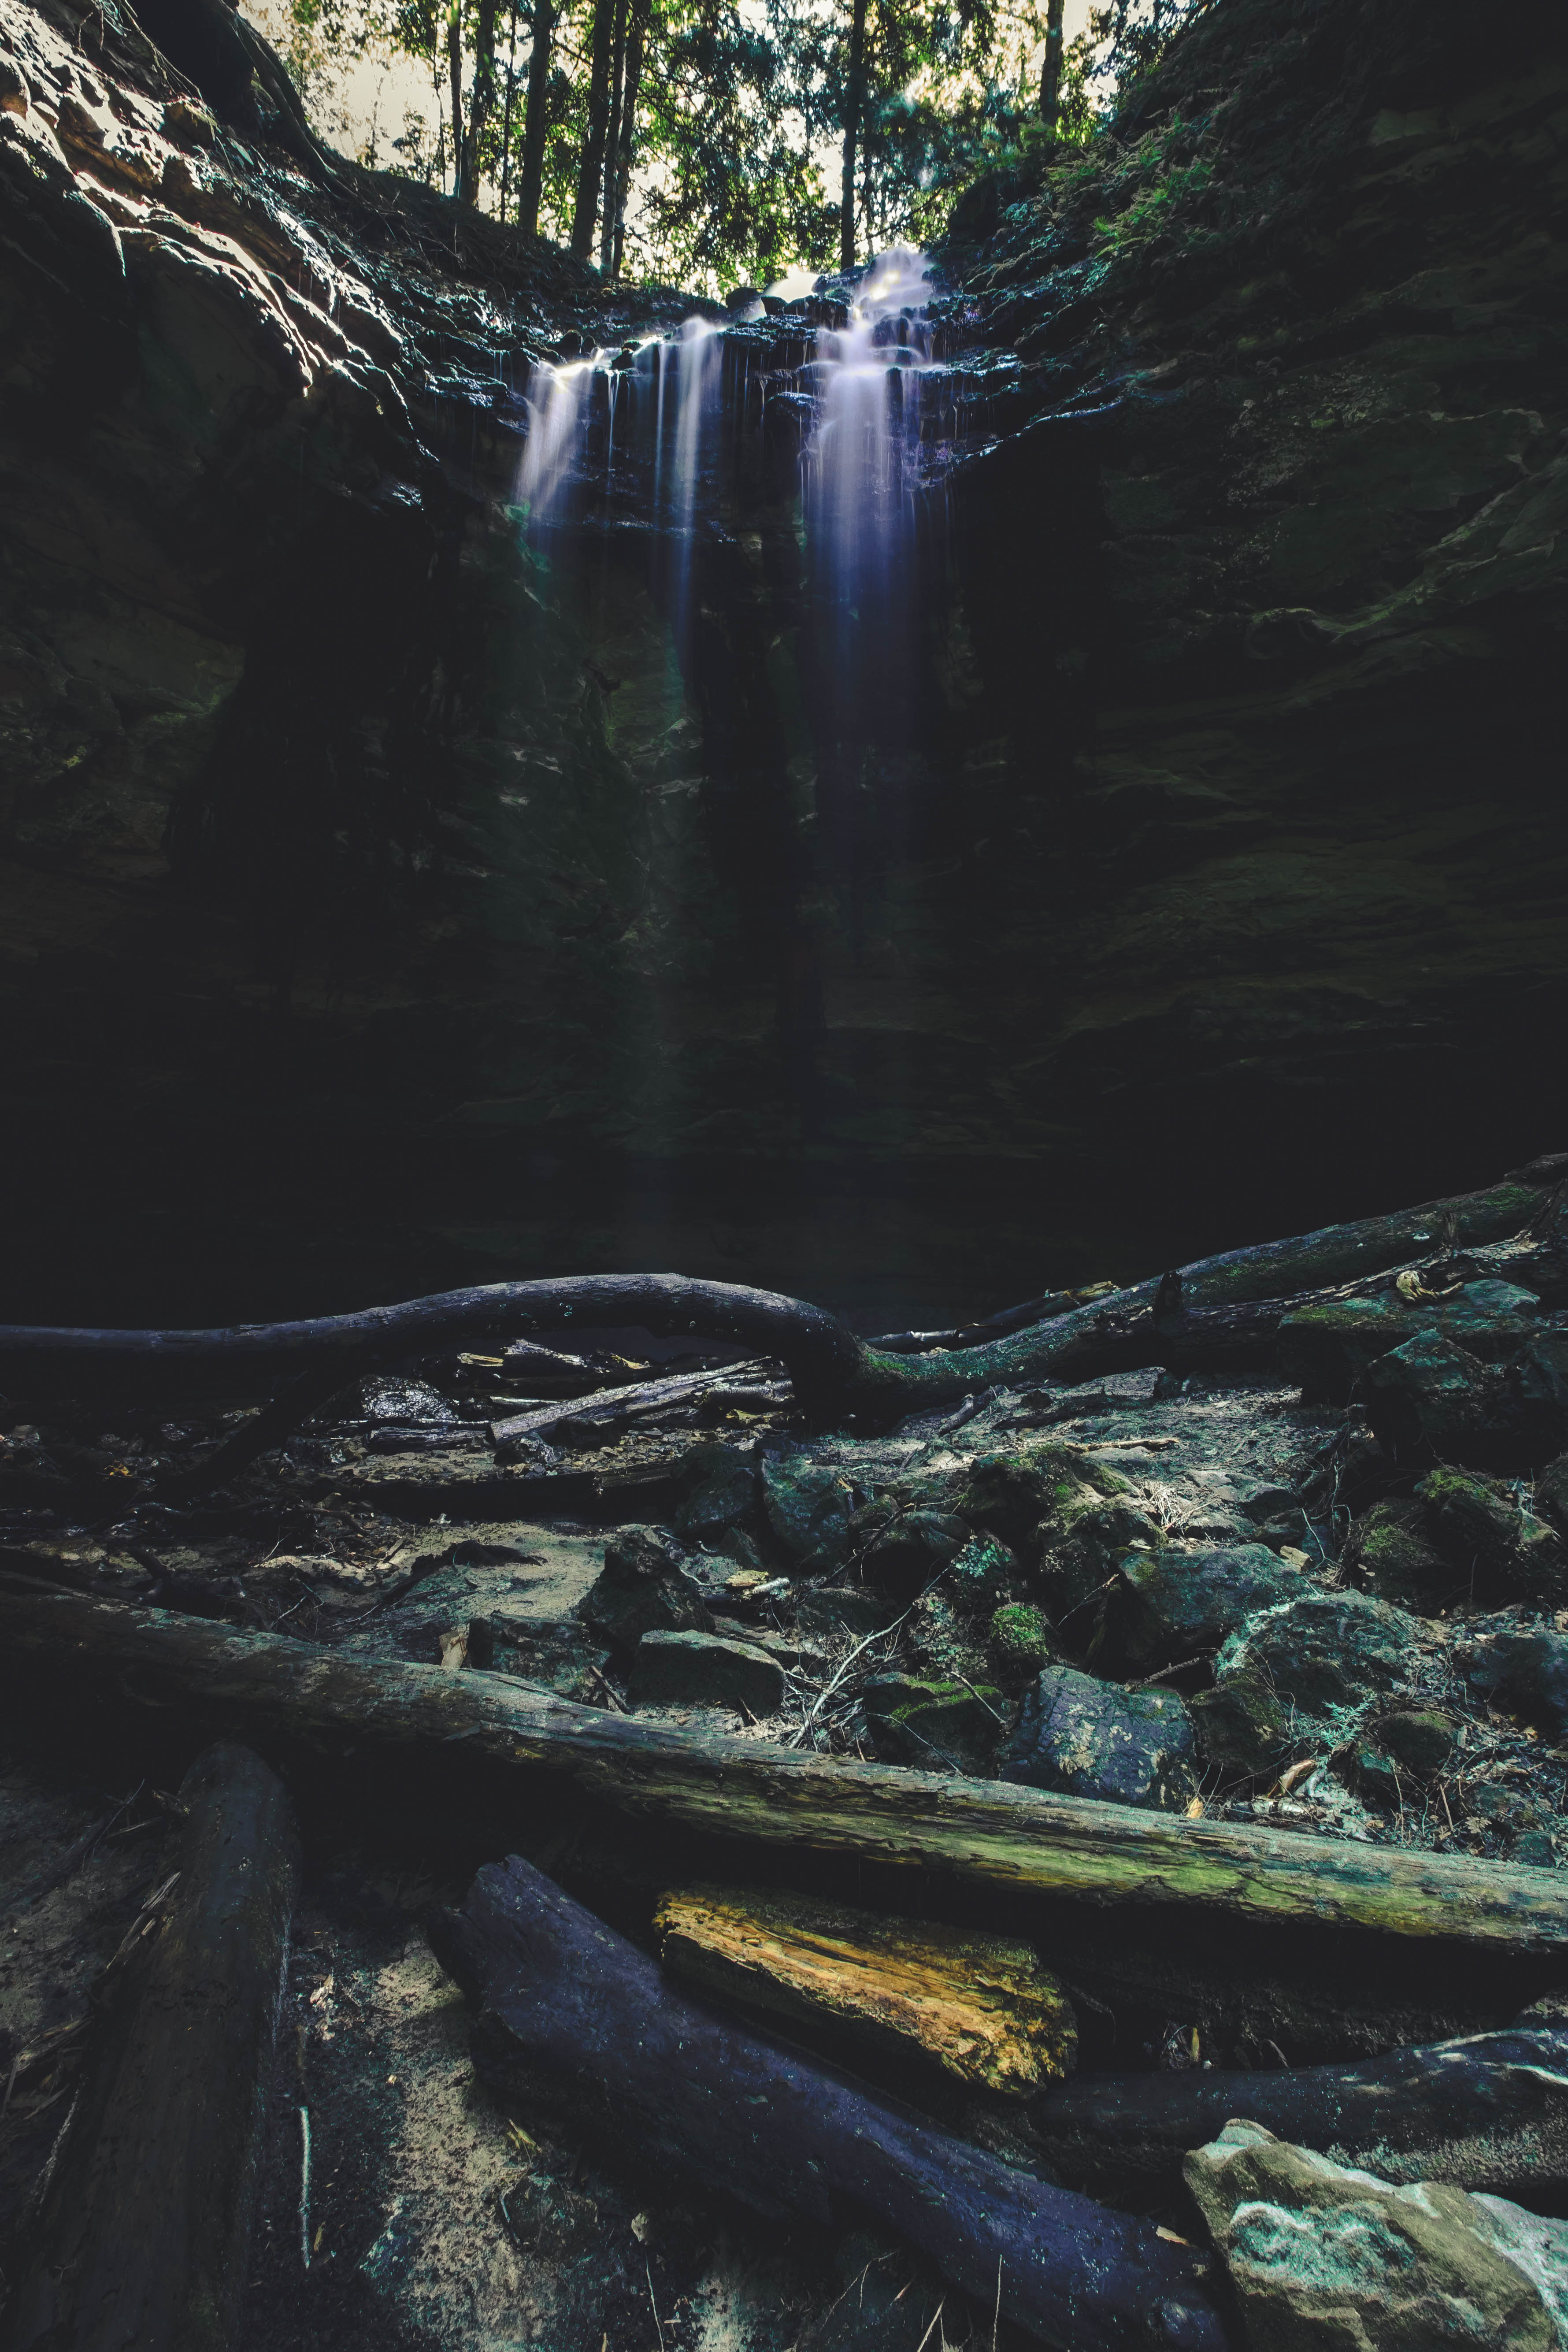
<box><xmin>244</xmin><ymin>0</ymin><xmax>1207</xmax><ymax>288</ymax></box>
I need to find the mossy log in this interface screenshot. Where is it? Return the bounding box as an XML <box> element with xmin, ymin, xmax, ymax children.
<box><xmin>1</xmin><ymin>1742</ymin><xmax>300</xmax><ymax>2352</ymax></box>
<box><xmin>3</xmin><ymin>1584</ymin><xmax>1567</xmax><ymax>1956</ymax></box>
<box><xmin>1027</xmin><ymin>2016</ymin><xmax>1568</xmax><ymax>2204</ymax></box>
<box><xmin>431</xmin><ymin>1856</ymin><xmax>1230</xmax><ymax>2352</ymax></box>
<box><xmin>653</xmin><ymin>1884</ymin><xmax>1078</xmax><ymax>2095</ymax></box>
<box><xmin>0</xmin><ymin>1174</ymin><xmax>1546</xmax><ymax>1445</ymax></box>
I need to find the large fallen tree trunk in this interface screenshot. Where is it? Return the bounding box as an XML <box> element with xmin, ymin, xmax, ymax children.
<box><xmin>430</xmin><ymin>1855</ymin><xmax>1231</xmax><ymax>2352</ymax></box>
<box><xmin>1028</xmin><ymin>2017</ymin><xmax>1568</xmax><ymax>2203</ymax></box>
<box><xmin>1</xmin><ymin>1741</ymin><xmax>300</xmax><ymax>2352</ymax></box>
<box><xmin>3</xmin><ymin>1584</ymin><xmax>1566</xmax><ymax>1957</ymax></box>
<box><xmin>0</xmin><ymin>1174</ymin><xmax>1546</xmax><ymax>1453</ymax></box>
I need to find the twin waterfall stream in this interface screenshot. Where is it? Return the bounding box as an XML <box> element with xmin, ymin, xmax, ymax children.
<box><xmin>514</xmin><ymin>250</ymin><xmax>950</xmax><ymax>727</ymax></box>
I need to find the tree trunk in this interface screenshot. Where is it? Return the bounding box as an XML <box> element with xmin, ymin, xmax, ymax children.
<box><xmin>429</xmin><ymin>1857</ymin><xmax>1231</xmax><ymax>2352</ymax></box>
<box><xmin>610</xmin><ymin>0</ymin><xmax>648</xmax><ymax>277</ymax></box>
<box><xmin>1028</xmin><ymin>2018</ymin><xmax>1568</xmax><ymax>2203</ymax></box>
<box><xmin>1039</xmin><ymin>0</ymin><xmax>1065</xmax><ymax>129</ymax></box>
<box><xmin>1</xmin><ymin>1744</ymin><xmax>300</xmax><ymax>2352</ymax></box>
<box><xmin>517</xmin><ymin>0</ymin><xmax>555</xmax><ymax>237</ymax></box>
<box><xmin>498</xmin><ymin>0</ymin><xmax>519</xmax><ymax>218</ymax></box>
<box><xmin>463</xmin><ymin>0</ymin><xmax>501</xmax><ymax>202</ymax></box>
<box><xmin>571</xmin><ymin>0</ymin><xmax>615</xmax><ymax>262</ymax></box>
<box><xmin>597</xmin><ymin>0</ymin><xmax>629</xmax><ymax>275</ymax></box>
<box><xmin>2</xmin><ymin>1586</ymin><xmax>1565</xmax><ymax>1958</ymax></box>
<box><xmin>838</xmin><ymin>0</ymin><xmax>869</xmax><ymax>272</ymax></box>
<box><xmin>447</xmin><ymin>3</ymin><xmax>464</xmax><ymax>198</ymax></box>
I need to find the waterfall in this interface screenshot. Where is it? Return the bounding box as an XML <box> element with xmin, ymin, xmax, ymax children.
<box><xmin>512</xmin><ymin>249</ymin><xmax>942</xmax><ymax>695</ymax></box>
<box><xmin>801</xmin><ymin>248</ymin><xmax>936</xmax><ymax>719</ymax></box>
<box><xmin>516</xmin><ymin>354</ymin><xmax>599</xmax><ymax>521</ymax></box>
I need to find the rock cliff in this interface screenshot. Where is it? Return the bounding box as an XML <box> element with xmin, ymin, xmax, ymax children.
<box><xmin>2</xmin><ymin>0</ymin><xmax>1564</xmax><ymax>1325</ymax></box>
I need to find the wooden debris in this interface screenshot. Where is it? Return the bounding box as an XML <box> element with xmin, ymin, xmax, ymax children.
<box><xmin>430</xmin><ymin>1856</ymin><xmax>1228</xmax><ymax>2352</ymax></box>
<box><xmin>3</xmin><ymin>1741</ymin><xmax>300</xmax><ymax>2352</ymax></box>
<box><xmin>4</xmin><ymin>1585</ymin><xmax>1568</xmax><ymax>1956</ymax></box>
<box><xmin>1027</xmin><ymin>2014</ymin><xmax>1568</xmax><ymax>2201</ymax></box>
<box><xmin>654</xmin><ymin>1885</ymin><xmax>1078</xmax><ymax>2095</ymax></box>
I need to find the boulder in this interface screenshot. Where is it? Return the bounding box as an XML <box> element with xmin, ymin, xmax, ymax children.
<box><xmin>1279</xmin><ymin>1280</ymin><xmax>1542</xmax><ymax>1399</ymax></box>
<box><xmin>761</xmin><ymin>1453</ymin><xmax>856</xmax><ymax>1571</ymax></box>
<box><xmin>1214</xmin><ymin>1591</ymin><xmax>1426</xmax><ymax>1734</ymax></box>
<box><xmin>1415</xmin><ymin>1468</ymin><xmax>1568</xmax><ymax>1605</ymax></box>
<box><xmin>1454</xmin><ymin>1619</ymin><xmax>1568</xmax><ymax>1740</ymax></box>
<box><xmin>627</xmin><ymin>1629</ymin><xmax>786</xmax><ymax>1716</ymax></box>
<box><xmin>1001</xmin><ymin>1665</ymin><xmax>1197</xmax><ymax>1811</ymax></box>
<box><xmin>673</xmin><ymin>1442</ymin><xmax>757</xmax><ymax>1539</ymax></box>
<box><xmin>1184</xmin><ymin>2118</ymin><xmax>1567</xmax><ymax>2351</ymax></box>
<box><xmin>1538</xmin><ymin>1454</ymin><xmax>1568</xmax><ymax>1540</ymax></box>
<box><xmin>947</xmin><ymin>1532</ymin><xmax>1017</xmax><ymax>1608</ymax></box>
<box><xmin>1364</xmin><ymin>1332</ymin><xmax>1568</xmax><ymax>1472</ymax></box>
<box><xmin>953</xmin><ymin>1443</ymin><xmax>1127</xmax><ymax>1558</ymax></box>
<box><xmin>1038</xmin><ymin>1502</ymin><xmax>1170</xmax><ymax>1623</ymax></box>
<box><xmin>863</xmin><ymin>1676</ymin><xmax>1005</xmax><ymax>1775</ymax></box>
<box><xmin>1187</xmin><ymin>1675</ymin><xmax>1290</xmax><ymax>1777</ymax></box>
<box><xmin>1113</xmin><ymin>1543</ymin><xmax>1304</xmax><ymax>1668</ymax></box>
<box><xmin>1342</xmin><ymin>1498</ymin><xmax>1451</xmax><ymax>1608</ymax></box>
<box><xmin>1376</xmin><ymin>1708</ymin><xmax>1458</xmax><ymax>1778</ymax></box>
<box><xmin>579</xmin><ymin>1526</ymin><xmax>713</xmax><ymax>1649</ymax></box>
<box><xmin>859</xmin><ymin>1508</ymin><xmax>970</xmax><ymax>1599</ymax></box>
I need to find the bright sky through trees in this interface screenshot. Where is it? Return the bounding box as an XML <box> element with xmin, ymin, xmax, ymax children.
<box><xmin>242</xmin><ymin>0</ymin><xmax>1101</xmax><ymax>289</ymax></box>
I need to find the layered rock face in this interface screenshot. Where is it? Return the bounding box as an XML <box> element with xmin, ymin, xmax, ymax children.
<box><xmin>2</xmin><ymin>0</ymin><xmax>1564</xmax><ymax>1328</ymax></box>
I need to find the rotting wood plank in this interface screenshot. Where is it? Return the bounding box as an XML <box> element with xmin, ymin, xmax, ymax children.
<box><xmin>2</xmin><ymin>1584</ymin><xmax>1566</xmax><ymax>1956</ymax></box>
<box><xmin>1</xmin><ymin>1741</ymin><xmax>300</xmax><ymax>2352</ymax></box>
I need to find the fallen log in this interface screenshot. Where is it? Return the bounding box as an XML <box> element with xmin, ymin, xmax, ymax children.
<box><xmin>430</xmin><ymin>1856</ymin><xmax>1231</xmax><ymax>2352</ymax></box>
<box><xmin>2</xmin><ymin>1584</ymin><xmax>1566</xmax><ymax>1957</ymax></box>
<box><xmin>1</xmin><ymin>1741</ymin><xmax>300</xmax><ymax>2352</ymax></box>
<box><xmin>0</xmin><ymin>1176</ymin><xmax>1546</xmax><ymax>1467</ymax></box>
<box><xmin>1027</xmin><ymin>2015</ymin><xmax>1568</xmax><ymax>2204</ymax></box>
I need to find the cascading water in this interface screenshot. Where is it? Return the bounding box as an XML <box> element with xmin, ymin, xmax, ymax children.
<box><xmin>798</xmin><ymin>248</ymin><xmax>938</xmax><ymax>729</ymax></box>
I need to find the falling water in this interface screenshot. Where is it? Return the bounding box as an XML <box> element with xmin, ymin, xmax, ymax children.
<box><xmin>801</xmin><ymin>247</ymin><xmax>938</xmax><ymax>730</ymax></box>
<box><xmin>515</xmin><ymin>354</ymin><xmax>598</xmax><ymax>520</ymax></box>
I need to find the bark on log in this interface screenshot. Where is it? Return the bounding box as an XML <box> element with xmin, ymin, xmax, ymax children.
<box><xmin>1</xmin><ymin>1741</ymin><xmax>300</xmax><ymax>2352</ymax></box>
<box><xmin>2</xmin><ymin>1585</ymin><xmax>1566</xmax><ymax>1956</ymax></box>
<box><xmin>430</xmin><ymin>1856</ymin><xmax>1231</xmax><ymax>2351</ymax></box>
<box><xmin>1027</xmin><ymin>2019</ymin><xmax>1568</xmax><ymax>2203</ymax></box>
<box><xmin>0</xmin><ymin>1176</ymin><xmax>1545</xmax><ymax>1453</ymax></box>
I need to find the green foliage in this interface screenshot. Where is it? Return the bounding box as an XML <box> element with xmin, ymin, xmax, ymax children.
<box><xmin>253</xmin><ymin>0</ymin><xmax>1219</xmax><ymax>285</ymax></box>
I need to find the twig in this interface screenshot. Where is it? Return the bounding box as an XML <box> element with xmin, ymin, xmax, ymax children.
<box><xmin>298</xmin><ymin>2106</ymin><xmax>312</xmax><ymax>2270</ymax></box>
<box><xmin>913</xmin><ymin>2296</ymin><xmax>946</xmax><ymax>2352</ymax></box>
<box><xmin>993</xmin><ymin>2256</ymin><xmax>1003</xmax><ymax>2352</ymax></box>
<box><xmin>646</xmin><ymin>2258</ymin><xmax>666</xmax><ymax>2352</ymax></box>
<box><xmin>1127</xmin><ymin>1655</ymin><xmax>1208</xmax><ymax>1690</ymax></box>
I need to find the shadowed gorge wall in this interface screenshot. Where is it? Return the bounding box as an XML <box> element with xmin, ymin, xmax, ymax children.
<box><xmin>2</xmin><ymin>0</ymin><xmax>1565</xmax><ymax>1329</ymax></box>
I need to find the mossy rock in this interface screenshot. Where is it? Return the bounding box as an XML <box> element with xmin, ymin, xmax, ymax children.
<box><xmin>1187</xmin><ymin>1675</ymin><xmax>1288</xmax><ymax>1777</ymax></box>
<box><xmin>863</xmin><ymin>1675</ymin><xmax>1005</xmax><ymax>1775</ymax></box>
<box><xmin>1343</xmin><ymin>1498</ymin><xmax>1449</xmax><ymax>1608</ymax></box>
<box><xmin>990</xmin><ymin>1601</ymin><xmax>1058</xmax><ymax>1677</ymax></box>
<box><xmin>761</xmin><ymin>1453</ymin><xmax>858</xmax><ymax>1572</ymax></box>
<box><xmin>1279</xmin><ymin>1281</ymin><xmax>1542</xmax><ymax>1400</ymax></box>
<box><xmin>1537</xmin><ymin>1453</ymin><xmax>1568</xmax><ymax>1540</ymax></box>
<box><xmin>948</xmin><ymin>1532</ymin><xmax>1017</xmax><ymax>1610</ymax></box>
<box><xmin>1215</xmin><ymin>1591</ymin><xmax>1426</xmax><ymax>1732</ymax></box>
<box><xmin>1037</xmin><ymin>1507</ymin><xmax>1166</xmax><ymax>1630</ymax></box>
<box><xmin>1416</xmin><ymin>1467</ymin><xmax>1568</xmax><ymax>1606</ymax></box>
<box><xmin>1112</xmin><ymin>1543</ymin><xmax>1303</xmax><ymax>1670</ymax></box>
<box><xmin>953</xmin><ymin>1444</ymin><xmax>1127</xmax><ymax>1558</ymax></box>
<box><xmin>1376</xmin><ymin>1707</ymin><xmax>1458</xmax><ymax>1778</ymax></box>
<box><xmin>674</xmin><ymin>1442</ymin><xmax>758</xmax><ymax>1540</ymax></box>
<box><xmin>1001</xmin><ymin>1663</ymin><xmax>1197</xmax><ymax>1812</ymax></box>
<box><xmin>859</xmin><ymin>1508</ymin><xmax>970</xmax><ymax>1600</ymax></box>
